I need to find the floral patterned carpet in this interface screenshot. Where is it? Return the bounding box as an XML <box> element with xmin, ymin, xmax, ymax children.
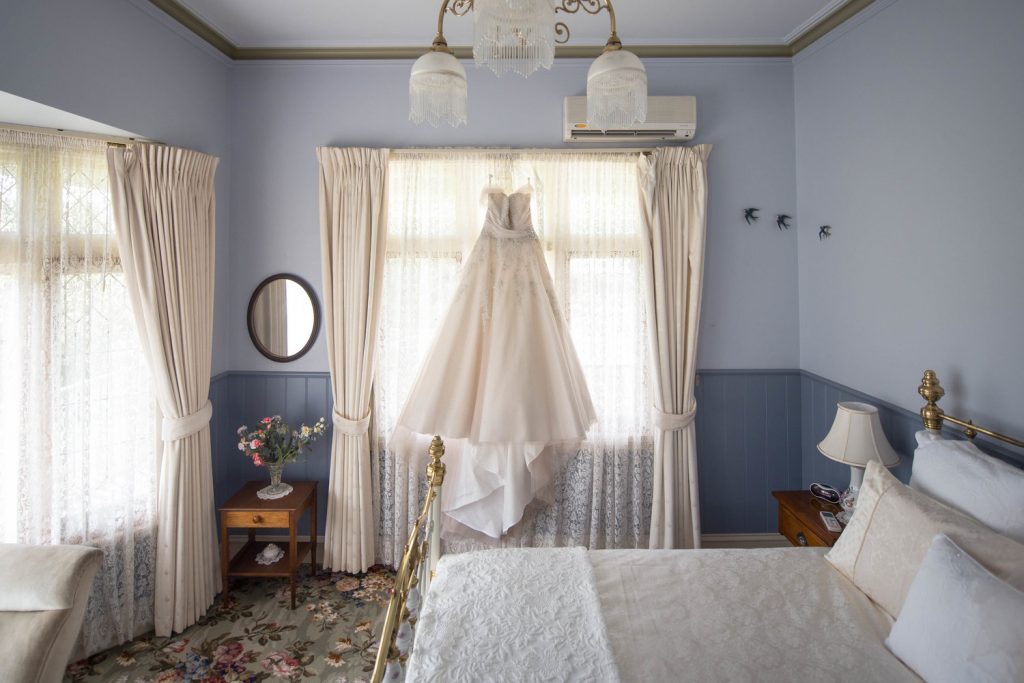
<box><xmin>65</xmin><ymin>565</ymin><xmax>395</xmax><ymax>682</ymax></box>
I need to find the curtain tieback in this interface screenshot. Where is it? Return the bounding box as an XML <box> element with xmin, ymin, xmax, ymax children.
<box><xmin>333</xmin><ymin>409</ymin><xmax>371</xmax><ymax>436</ymax></box>
<box><xmin>652</xmin><ymin>404</ymin><xmax>697</xmax><ymax>431</ymax></box>
<box><xmin>161</xmin><ymin>400</ymin><xmax>213</xmax><ymax>441</ymax></box>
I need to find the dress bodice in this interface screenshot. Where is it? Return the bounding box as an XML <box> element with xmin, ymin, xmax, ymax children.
<box><xmin>483</xmin><ymin>187</ymin><xmax>534</xmax><ymax>238</ymax></box>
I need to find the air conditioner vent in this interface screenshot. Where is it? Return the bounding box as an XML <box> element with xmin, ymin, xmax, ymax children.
<box><xmin>564</xmin><ymin>96</ymin><xmax>696</xmax><ymax>144</ymax></box>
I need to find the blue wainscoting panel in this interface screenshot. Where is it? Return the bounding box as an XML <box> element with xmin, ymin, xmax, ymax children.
<box><xmin>210</xmin><ymin>371</ymin><xmax>334</xmax><ymax>535</ymax></box>
<box><xmin>210</xmin><ymin>369</ymin><xmax>1023</xmax><ymax>543</ymax></box>
<box><xmin>800</xmin><ymin>371</ymin><xmax>1023</xmax><ymax>492</ymax></box>
<box><xmin>695</xmin><ymin>370</ymin><xmax>803</xmax><ymax>534</ymax></box>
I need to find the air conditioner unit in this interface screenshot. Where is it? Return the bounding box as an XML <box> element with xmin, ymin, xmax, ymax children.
<box><xmin>563</xmin><ymin>96</ymin><xmax>696</xmax><ymax>143</ymax></box>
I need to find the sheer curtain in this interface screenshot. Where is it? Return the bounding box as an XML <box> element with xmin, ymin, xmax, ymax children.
<box><xmin>374</xmin><ymin>151</ymin><xmax>652</xmax><ymax>564</ymax></box>
<box><xmin>0</xmin><ymin>129</ymin><xmax>157</xmax><ymax>655</ymax></box>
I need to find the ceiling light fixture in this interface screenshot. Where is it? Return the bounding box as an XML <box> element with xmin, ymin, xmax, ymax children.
<box><xmin>409</xmin><ymin>0</ymin><xmax>647</xmax><ymax>129</ymax></box>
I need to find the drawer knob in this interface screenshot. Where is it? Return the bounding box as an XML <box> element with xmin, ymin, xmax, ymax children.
<box><xmin>796</xmin><ymin>532</ymin><xmax>808</xmax><ymax>546</ymax></box>
<box><xmin>252</xmin><ymin>514</ymin><xmax>263</xmax><ymax>523</ymax></box>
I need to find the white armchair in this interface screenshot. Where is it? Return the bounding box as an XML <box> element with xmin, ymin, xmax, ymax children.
<box><xmin>0</xmin><ymin>543</ymin><xmax>103</xmax><ymax>683</ymax></box>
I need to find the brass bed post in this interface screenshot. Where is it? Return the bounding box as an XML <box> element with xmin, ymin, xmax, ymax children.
<box><xmin>919</xmin><ymin>370</ymin><xmax>1024</xmax><ymax>448</ymax></box>
<box><xmin>371</xmin><ymin>436</ymin><xmax>446</xmax><ymax>683</ymax></box>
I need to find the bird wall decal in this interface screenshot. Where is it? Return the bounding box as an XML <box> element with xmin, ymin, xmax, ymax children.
<box><xmin>776</xmin><ymin>214</ymin><xmax>792</xmax><ymax>230</ymax></box>
<box><xmin>743</xmin><ymin>208</ymin><xmax>760</xmax><ymax>225</ymax></box>
<box><xmin>819</xmin><ymin>225</ymin><xmax>832</xmax><ymax>240</ymax></box>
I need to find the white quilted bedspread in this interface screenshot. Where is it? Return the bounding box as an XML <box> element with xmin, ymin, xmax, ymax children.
<box><xmin>406</xmin><ymin>547</ymin><xmax>921</xmax><ymax>682</ymax></box>
<box><xmin>406</xmin><ymin>547</ymin><xmax>620</xmax><ymax>682</ymax></box>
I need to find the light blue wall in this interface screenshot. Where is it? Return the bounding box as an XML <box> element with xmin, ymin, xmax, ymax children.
<box><xmin>794</xmin><ymin>0</ymin><xmax>1024</xmax><ymax>435</ymax></box>
<box><xmin>227</xmin><ymin>58</ymin><xmax>800</xmax><ymax>373</ymax></box>
<box><xmin>0</xmin><ymin>0</ymin><xmax>234</xmax><ymax>373</ymax></box>
<box><xmin>6</xmin><ymin>0</ymin><xmax>1022</xmax><ymax>541</ymax></box>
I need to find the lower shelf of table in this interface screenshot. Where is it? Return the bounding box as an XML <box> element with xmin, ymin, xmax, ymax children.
<box><xmin>227</xmin><ymin>540</ymin><xmax>312</xmax><ymax>577</ymax></box>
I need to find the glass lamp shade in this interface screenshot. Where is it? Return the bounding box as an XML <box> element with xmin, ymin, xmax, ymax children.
<box><xmin>409</xmin><ymin>50</ymin><xmax>468</xmax><ymax>128</ymax></box>
<box><xmin>817</xmin><ymin>402</ymin><xmax>901</xmax><ymax>469</ymax></box>
<box><xmin>586</xmin><ymin>48</ymin><xmax>648</xmax><ymax>129</ymax></box>
<box><xmin>473</xmin><ymin>0</ymin><xmax>555</xmax><ymax>77</ymax></box>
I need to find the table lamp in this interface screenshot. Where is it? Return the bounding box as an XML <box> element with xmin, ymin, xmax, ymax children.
<box><xmin>817</xmin><ymin>402</ymin><xmax>900</xmax><ymax>522</ymax></box>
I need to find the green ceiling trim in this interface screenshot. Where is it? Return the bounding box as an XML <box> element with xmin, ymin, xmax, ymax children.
<box><xmin>149</xmin><ymin>0</ymin><xmax>876</xmax><ymax>61</ymax></box>
<box><xmin>790</xmin><ymin>0</ymin><xmax>878</xmax><ymax>54</ymax></box>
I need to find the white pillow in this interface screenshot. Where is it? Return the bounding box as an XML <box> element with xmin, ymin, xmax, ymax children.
<box><xmin>825</xmin><ymin>460</ymin><xmax>1024</xmax><ymax>619</ymax></box>
<box><xmin>911</xmin><ymin>430</ymin><xmax>1024</xmax><ymax>543</ymax></box>
<box><xmin>886</xmin><ymin>534</ymin><xmax>1024</xmax><ymax>683</ymax></box>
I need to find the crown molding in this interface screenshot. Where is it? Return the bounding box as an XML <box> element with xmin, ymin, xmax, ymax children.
<box><xmin>147</xmin><ymin>0</ymin><xmax>875</xmax><ymax>61</ymax></box>
<box><xmin>789</xmin><ymin>0</ymin><xmax>877</xmax><ymax>53</ymax></box>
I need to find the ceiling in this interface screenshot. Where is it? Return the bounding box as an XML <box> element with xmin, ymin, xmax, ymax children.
<box><xmin>0</xmin><ymin>91</ymin><xmax>142</xmax><ymax>139</ymax></box>
<box><xmin>152</xmin><ymin>0</ymin><xmax>875</xmax><ymax>59</ymax></box>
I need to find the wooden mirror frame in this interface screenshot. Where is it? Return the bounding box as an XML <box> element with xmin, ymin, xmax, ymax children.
<box><xmin>246</xmin><ymin>273</ymin><xmax>321</xmax><ymax>363</ymax></box>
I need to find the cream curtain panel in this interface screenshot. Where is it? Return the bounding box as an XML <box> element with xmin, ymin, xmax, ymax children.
<box><xmin>376</xmin><ymin>151</ymin><xmax>653</xmax><ymax>564</ymax></box>
<box><xmin>317</xmin><ymin>147</ymin><xmax>389</xmax><ymax>572</ymax></box>
<box><xmin>639</xmin><ymin>145</ymin><xmax>712</xmax><ymax>550</ymax></box>
<box><xmin>107</xmin><ymin>143</ymin><xmax>220</xmax><ymax>636</ymax></box>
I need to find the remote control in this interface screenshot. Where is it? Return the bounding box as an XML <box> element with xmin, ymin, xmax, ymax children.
<box><xmin>820</xmin><ymin>511</ymin><xmax>842</xmax><ymax>533</ymax></box>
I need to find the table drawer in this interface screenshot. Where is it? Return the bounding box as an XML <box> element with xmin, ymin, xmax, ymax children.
<box><xmin>222</xmin><ymin>510</ymin><xmax>290</xmax><ymax>528</ymax></box>
<box><xmin>779</xmin><ymin>506</ymin><xmax>828</xmax><ymax>547</ymax></box>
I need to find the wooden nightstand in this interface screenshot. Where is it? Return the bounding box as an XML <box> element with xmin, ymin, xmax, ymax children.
<box><xmin>219</xmin><ymin>480</ymin><xmax>317</xmax><ymax>609</ymax></box>
<box><xmin>772</xmin><ymin>490</ymin><xmax>843</xmax><ymax>547</ymax></box>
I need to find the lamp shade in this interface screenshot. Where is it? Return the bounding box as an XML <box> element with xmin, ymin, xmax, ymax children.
<box><xmin>817</xmin><ymin>402</ymin><xmax>900</xmax><ymax>469</ymax></box>
<box><xmin>586</xmin><ymin>48</ymin><xmax>647</xmax><ymax>130</ymax></box>
<box><xmin>409</xmin><ymin>51</ymin><xmax>468</xmax><ymax>128</ymax></box>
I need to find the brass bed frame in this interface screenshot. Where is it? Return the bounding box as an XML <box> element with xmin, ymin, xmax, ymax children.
<box><xmin>369</xmin><ymin>370</ymin><xmax>1022</xmax><ymax>681</ymax></box>
<box><xmin>918</xmin><ymin>369</ymin><xmax>1024</xmax><ymax>448</ymax></box>
<box><xmin>371</xmin><ymin>435</ymin><xmax>446</xmax><ymax>683</ymax></box>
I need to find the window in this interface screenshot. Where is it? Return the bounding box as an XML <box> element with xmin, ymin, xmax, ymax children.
<box><xmin>373</xmin><ymin>151</ymin><xmax>653</xmax><ymax>558</ymax></box>
<box><xmin>0</xmin><ymin>129</ymin><xmax>157</xmax><ymax>652</ymax></box>
<box><xmin>375</xmin><ymin>151</ymin><xmax>651</xmax><ymax>445</ymax></box>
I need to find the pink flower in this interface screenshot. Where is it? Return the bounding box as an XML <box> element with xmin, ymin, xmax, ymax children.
<box><xmin>261</xmin><ymin>417</ymin><xmax>272</xmax><ymax>424</ymax></box>
<box><xmin>260</xmin><ymin>652</ymin><xmax>300</xmax><ymax>677</ymax></box>
<box><xmin>162</xmin><ymin>639</ymin><xmax>189</xmax><ymax>654</ymax></box>
<box><xmin>214</xmin><ymin>641</ymin><xmax>244</xmax><ymax>664</ymax></box>
<box><xmin>250</xmin><ymin>439</ymin><xmax>262</xmax><ymax>448</ymax></box>
<box><xmin>253</xmin><ymin>455</ymin><xmax>264</xmax><ymax>466</ymax></box>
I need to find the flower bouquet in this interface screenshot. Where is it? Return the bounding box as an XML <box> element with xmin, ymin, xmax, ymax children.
<box><xmin>238</xmin><ymin>415</ymin><xmax>327</xmax><ymax>499</ymax></box>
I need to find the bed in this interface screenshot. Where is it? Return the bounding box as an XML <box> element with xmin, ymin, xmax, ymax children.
<box><xmin>371</xmin><ymin>371</ymin><xmax>1024</xmax><ymax>682</ymax></box>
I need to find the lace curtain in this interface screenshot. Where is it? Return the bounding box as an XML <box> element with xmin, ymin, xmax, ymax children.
<box><xmin>0</xmin><ymin>130</ymin><xmax>157</xmax><ymax>655</ymax></box>
<box><xmin>374</xmin><ymin>151</ymin><xmax>652</xmax><ymax>564</ymax></box>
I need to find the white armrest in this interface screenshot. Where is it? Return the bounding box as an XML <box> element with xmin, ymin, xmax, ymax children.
<box><xmin>0</xmin><ymin>543</ymin><xmax>103</xmax><ymax>611</ymax></box>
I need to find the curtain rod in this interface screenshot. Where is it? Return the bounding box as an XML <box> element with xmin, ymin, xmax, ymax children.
<box><xmin>0</xmin><ymin>122</ymin><xmax>159</xmax><ymax>146</ymax></box>
<box><xmin>390</xmin><ymin>147</ymin><xmax>655</xmax><ymax>156</ymax></box>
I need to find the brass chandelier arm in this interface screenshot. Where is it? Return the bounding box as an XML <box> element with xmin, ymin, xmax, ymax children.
<box><xmin>555</xmin><ymin>0</ymin><xmax>618</xmax><ymax>48</ymax></box>
<box><xmin>435</xmin><ymin>0</ymin><xmax>619</xmax><ymax>49</ymax></box>
<box><xmin>433</xmin><ymin>0</ymin><xmax>473</xmax><ymax>51</ymax></box>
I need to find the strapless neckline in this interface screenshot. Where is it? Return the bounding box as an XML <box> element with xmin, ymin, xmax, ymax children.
<box><xmin>483</xmin><ymin>185</ymin><xmax>534</xmax><ymax>238</ymax></box>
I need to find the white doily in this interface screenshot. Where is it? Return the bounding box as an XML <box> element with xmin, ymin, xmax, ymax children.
<box><xmin>256</xmin><ymin>543</ymin><xmax>286</xmax><ymax>566</ymax></box>
<box><xmin>257</xmin><ymin>482</ymin><xmax>293</xmax><ymax>500</ymax></box>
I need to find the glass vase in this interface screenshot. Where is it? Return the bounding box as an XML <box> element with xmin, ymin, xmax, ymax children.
<box><xmin>258</xmin><ymin>461</ymin><xmax>293</xmax><ymax>499</ymax></box>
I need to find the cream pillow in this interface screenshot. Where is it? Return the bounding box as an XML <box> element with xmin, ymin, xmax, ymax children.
<box><xmin>825</xmin><ymin>460</ymin><xmax>1024</xmax><ymax>619</ymax></box>
<box><xmin>885</xmin><ymin>534</ymin><xmax>1024</xmax><ymax>683</ymax></box>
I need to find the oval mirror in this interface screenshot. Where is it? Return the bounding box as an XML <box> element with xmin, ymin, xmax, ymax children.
<box><xmin>247</xmin><ymin>274</ymin><xmax>320</xmax><ymax>362</ymax></box>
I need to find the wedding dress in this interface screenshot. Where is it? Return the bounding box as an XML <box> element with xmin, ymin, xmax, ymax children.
<box><xmin>391</xmin><ymin>184</ymin><xmax>596</xmax><ymax>538</ymax></box>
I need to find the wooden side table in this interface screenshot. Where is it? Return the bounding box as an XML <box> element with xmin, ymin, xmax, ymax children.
<box><xmin>772</xmin><ymin>490</ymin><xmax>843</xmax><ymax>548</ymax></box>
<box><xmin>219</xmin><ymin>480</ymin><xmax>317</xmax><ymax>609</ymax></box>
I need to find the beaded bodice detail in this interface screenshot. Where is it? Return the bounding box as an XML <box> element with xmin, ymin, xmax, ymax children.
<box><xmin>483</xmin><ymin>188</ymin><xmax>535</xmax><ymax>238</ymax></box>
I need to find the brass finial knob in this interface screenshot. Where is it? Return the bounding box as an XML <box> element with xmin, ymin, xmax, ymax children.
<box><xmin>918</xmin><ymin>369</ymin><xmax>945</xmax><ymax>431</ymax></box>
<box><xmin>426</xmin><ymin>435</ymin><xmax>446</xmax><ymax>486</ymax></box>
